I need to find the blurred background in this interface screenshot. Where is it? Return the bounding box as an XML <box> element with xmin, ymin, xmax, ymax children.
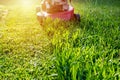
<box><xmin>0</xmin><ymin>0</ymin><xmax>40</xmax><ymax>5</ymax></box>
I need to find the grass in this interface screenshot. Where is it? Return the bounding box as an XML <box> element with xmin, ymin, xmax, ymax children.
<box><xmin>0</xmin><ymin>0</ymin><xmax>120</xmax><ymax>79</ymax></box>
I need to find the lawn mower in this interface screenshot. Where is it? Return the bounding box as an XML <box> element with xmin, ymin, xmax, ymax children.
<box><xmin>36</xmin><ymin>0</ymin><xmax>80</xmax><ymax>25</ymax></box>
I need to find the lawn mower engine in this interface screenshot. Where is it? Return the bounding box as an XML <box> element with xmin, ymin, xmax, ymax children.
<box><xmin>36</xmin><ymin>0</ymin><xmax>80</xmax><ymax>25</ymax></box>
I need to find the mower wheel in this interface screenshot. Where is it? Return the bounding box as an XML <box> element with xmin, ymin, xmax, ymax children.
<box><xmin>36</xmin><ymin>6</ymin><xmax>41</xmax><ymax>13</ymax></box>
<box><xmin>74</xmin><ymin>14</ymin><xmax>80</xmax><ymax>21</ymax></box>
<box><xmin>37</xmin><ymin>12</ymin><xmax>45</xmax><ymax>25</ymax></box>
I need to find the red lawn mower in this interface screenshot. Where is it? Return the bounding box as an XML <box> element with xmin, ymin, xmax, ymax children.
<box><xmin>36</xmin><ymin>0</ymin><xmax>80</xmax><ymax>24</ymax></box>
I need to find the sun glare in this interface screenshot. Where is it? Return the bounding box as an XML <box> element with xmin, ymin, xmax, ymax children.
<box><xmin>20</xmin><ymin>0</ymin><xmax>33</xmax><ymax>8</ymax></box>
<box><xmin>22</xmin><ymin>1</ymin><xmax>32</xmax><ymax>5</ymax></box>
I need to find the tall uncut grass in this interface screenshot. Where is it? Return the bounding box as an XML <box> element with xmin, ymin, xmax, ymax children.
<box><xmin>50</xmin><ymin>0</ymin><xmax>120</xmax><ymax>79</ymax></box>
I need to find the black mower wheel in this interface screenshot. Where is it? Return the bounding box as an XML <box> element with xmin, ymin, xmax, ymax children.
<box><xmin>74</xmin><ymin>14</ymin><xmax>80</xmax><ymax>22</ymax></box>
<box><xmin>37</xmin><ymin>14</ymin><xmax>45</xmax><ymax>25</ymax></box>
<box><xmin>36</xmin><ymin>6</ymin><xmax>41</xmax><ymax>13</ymax></box>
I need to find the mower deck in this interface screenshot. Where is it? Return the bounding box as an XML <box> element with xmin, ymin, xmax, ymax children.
<box><xmin>36</xmin><ymin>5</ymin><xmax>80</xmax><ymax>24</ymax></box>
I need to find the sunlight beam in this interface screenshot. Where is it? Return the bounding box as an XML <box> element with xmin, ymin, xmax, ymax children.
<box><xmin>19</xmin><ymin>0</ymin><xmax>34</xmax><ymax>8</ymax></box>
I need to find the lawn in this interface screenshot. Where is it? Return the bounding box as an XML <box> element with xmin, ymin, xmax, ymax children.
<box><xmin>0</xmin><ymin>0</ymin><xmax>120</xmax><ymax>79</ymax></box>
